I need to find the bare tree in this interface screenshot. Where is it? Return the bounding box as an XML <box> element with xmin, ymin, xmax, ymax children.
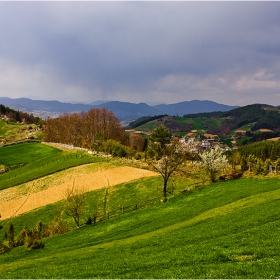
<box><xmin>43</xmin><ymin>108</ymin><xmax>127</xmax><ymax>149</ymax></box>
<box><xmin>64</xmin><ymin>181</ymin><xmax>87</xmax><ymax>228</ymax></box>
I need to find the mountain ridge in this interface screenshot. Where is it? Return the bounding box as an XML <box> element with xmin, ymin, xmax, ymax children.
<box><xmin>0</xmin><ymin>97</ymin><xmax>238</xmax><ymax>120</ymax></box>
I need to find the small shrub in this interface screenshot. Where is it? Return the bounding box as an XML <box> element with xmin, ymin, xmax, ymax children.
<box><xmin>134</xmin><ymin>152</ymin><xmax>145</xmax><ymax>160</ymax></box>
<box><xmin>2</xmin><ymin>223</ymin><xmax>24</xmax><ymax>250</ymax></box>
<box><xmin>21</xmin><ymin>221</ymin><xmax>45</xmax><ymax>250</ymax></box>
<box><xmin>85</xmin><ymin>207</ymin><xmax>99</xmax><ymax>225</ymax></box>
<box><xmin>227</xmin><ymin>169</ymin><xmax>243</xmax><ymax>180</ymax></box>
<box><xmin>219</xmin><ymin>169</ymin><xmax>243</xmax><ymax>181</ymax></box>
<box><xmin>85</xmin><ymin>216</ymin><xmax>93</xmax><ymax>225</ymax></box>
<box><xmin>27</xmin><ymin>240</ymin><xmax>45</xmax><ymax>250</ymax></box>
<box><xmin>4</xmin><ymin>223</ymin><xmax>23</xmax><ymax>249</ymax></box>
<box><xmin>102</xmin><ymin>139</ymin><xmax>131</xmax><ymax>158</ymax></box>
<box><xmin>0</xmin><ymin>243</ymin><xmax>10</xmax><ymax>254</ymax></box>
<box><xmin>42</xmin><ymin>220</ymin><xmax>69</xmax><ymax>237</ymax></box>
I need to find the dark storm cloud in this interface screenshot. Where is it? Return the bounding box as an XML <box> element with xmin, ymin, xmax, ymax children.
<box><xmin>0</xmin><ymin>1</ymin><xmax>279</xmax><ymax>105</ymax></box>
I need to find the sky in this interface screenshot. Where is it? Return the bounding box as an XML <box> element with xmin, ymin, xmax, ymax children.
<box><xmin>0</xmin><ymin>1</ymin><xmax>280</xmax><ymax>106</ymax></box>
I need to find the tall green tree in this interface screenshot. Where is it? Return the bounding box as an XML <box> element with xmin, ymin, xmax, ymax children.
<box><xmin>152</xmin><ymin>140</ymin><xmax>187</xmax><ymax>199</ymax></box>
<box><xmin>147</xmin><ymin>125</ymin><xmax>172</xmax><ymax>159</ymax></box>
<box><xmin>147</xmin><ymin>126</ymin><xmax>190</xmax><ymax>199</ymax></box>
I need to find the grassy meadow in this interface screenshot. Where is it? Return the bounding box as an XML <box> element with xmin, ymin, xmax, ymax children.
<box><xmin>1</xmin><ymin>177</ymin><xmax>280</xmax><ymax>278</ymax></box>
<box><xmin>172</xmin><ymin>116</ymin><xmax>225</xmax><ymax>131</ymax></box>
<box><xmin>135</xmin><ymin>117</ymin><xmax>224</xmax><ymax>132</ymax></box>
<box><xmin>0</xmin><ymin>142</ymin><xmax>105</xmax><ymax>190</ymax></box>
<box><xmin>1</xmin><ymin>141</ymin><xmax>280</xmax><ymax>278</ymax></box>
<box><xmin>134</xmin><ymin>121</ymin><xmax>157</xmax><ymax>132</ymax></box>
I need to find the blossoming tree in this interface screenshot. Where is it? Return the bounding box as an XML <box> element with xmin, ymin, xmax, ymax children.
<box><xmin>199</xmin><ymin>147</ymin><xmax>228</xmax><ymax>183</ymax></box>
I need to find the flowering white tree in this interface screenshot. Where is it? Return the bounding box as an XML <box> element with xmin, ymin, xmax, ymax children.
<box><xmin>199</xmin><ymin>147</ymin><xmax>228</xmax><ymax>183</ymax></box>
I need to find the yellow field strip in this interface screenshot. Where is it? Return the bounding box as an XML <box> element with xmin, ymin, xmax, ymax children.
<box><xmin>0</xmin><ymin>164</ymin><xmax>158</xmax><ymax>220</ymax></box>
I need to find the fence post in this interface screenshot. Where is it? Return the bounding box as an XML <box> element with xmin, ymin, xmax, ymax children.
<box><xmin>135</xmin><ymin>204</ymin><xmax>138</xmax><ymax>210</ymax></box>
<box><xmin>122</xmin><ymin>206</ymin><xmax>124</xmax><ymax>214</ymax></box>
<box><xmin>108</xmin><ymin>212</ymin><xmax>109</xmax><ymax>220</ymax></box>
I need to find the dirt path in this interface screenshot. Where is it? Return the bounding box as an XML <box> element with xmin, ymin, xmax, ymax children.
<box><xmin>0</xmin><ymin>164</ymin><xmax>158</xmax><ymax>220</ymax></box>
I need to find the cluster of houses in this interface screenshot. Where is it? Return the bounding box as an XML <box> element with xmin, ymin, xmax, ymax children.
<box><xmin>127</xmin><ymin>129</ymin><xmax>233</xmax><ymax>152</ymax></box>
<box><xmin>177</xmin><ymin>132</ymin><xmax>231</xmax><ymax>152</ymax></box>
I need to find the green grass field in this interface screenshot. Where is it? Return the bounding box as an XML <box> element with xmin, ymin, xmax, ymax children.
<box><xmin>0</xmin><ymin>120</ymin><xmax>42</xmax><ymax>143</ymax></box>
<box><xmin>0</xmin><ymin>142</ymin><xmax>62</xmax><ymax>166</ymax></box>
<box><xmin>1</xmin><ymin>130</ymin><xmax>280</xmax><ymax>278</ymax></box>
<box><xmin>135</xmin><ymin>117</ymin><xmax>226</xmax><ymax>133</ymax></box>
<box><xmin>0</xmin><ymin>174</ymin><xmax>198</xmax><ymax>236</ymax></box>
<box><xmin>0</xmin><ymin>143</ymin><xmax>105</xmax><ymax>190</ymax></box>
<box><xmin>173</xmin><ymin>117</ymin><xmax>225</xmax><ymax>131</ymax></box>
<box><xmin>1</xmin><ymin>177</ymin><xmax>280</xmax><ymax>278</ymax></box>
<box><xmin>135</xmin><ymin>121</ymin><xmax>157</xmax><ymax>132</ymax></box>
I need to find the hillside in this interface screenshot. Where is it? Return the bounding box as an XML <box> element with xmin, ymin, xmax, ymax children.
<box><xmin>1</xmin><ymin>177</ymin><xmax>280</xmax><ymax>278</ymax></box>
<box><xmin>128</xmin><ymin>104</ymin><xmax>280</xmax><ymax>146</ymax></box>
<box><xmin>0</xmin><ymin>103</ymin><xmax>41</xmax><ymax>124</ymax></box>
<box><xmin>1</xmin><ymin>118</ymin><xmax>280</xmax><ymax>278</ymax></box>
<box><xmin>184</xmin><ymin>104</ymin><xmax>280</xmax><ymax>133</ymax></box>
<box><xmin>0</xmin><ymin>104</ymin><xmax>43</xmax><ymax>145</ymax></box>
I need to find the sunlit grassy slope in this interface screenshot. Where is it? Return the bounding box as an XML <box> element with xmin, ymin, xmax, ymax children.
<box><xmin>0</xmin><ymin>142</ymin><xmax>105</xmax><ymax>190</ymax></box>
<box><xmin>1</xmin><ymin>178</ymin><xmax>280</xmax><ymax>278</ymax></box>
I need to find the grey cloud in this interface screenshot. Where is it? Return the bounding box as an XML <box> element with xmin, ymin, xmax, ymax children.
<box><xmin>0</xmin><ymin>2</ymin><xmax>280</xmax><ymax>105</ymax></box>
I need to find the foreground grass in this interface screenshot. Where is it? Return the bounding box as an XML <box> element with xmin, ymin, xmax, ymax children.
<box><xmin>0</xmin><ymin>142</ymin><xmax>105</xmax><ymax>190</ymax></box>
<box><xmin>1</xmin><ymin>178</ymin><xmax>280</xmax><ymax>278</ymax></box>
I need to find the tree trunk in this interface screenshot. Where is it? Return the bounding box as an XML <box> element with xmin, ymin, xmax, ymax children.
<box><xmin>163</xmin><ymin>179</ymin><xmax>167</xmax><ymax>198</ymax></box>
<box><xmin>210</xmin><ymin>171</ymin><xmax>216</xmax><ymax>183</ymax></box>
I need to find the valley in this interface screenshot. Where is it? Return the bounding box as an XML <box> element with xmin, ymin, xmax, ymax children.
<box><xmin>0</xmin><ymin>101</ymin><xmax>280</xmax><ymax>278</ymax></box>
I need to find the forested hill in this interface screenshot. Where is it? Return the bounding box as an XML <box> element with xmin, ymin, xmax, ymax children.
<box><xmin>0</xmin><ymin>104</ymin><xmax>41</xmax><ymax>124</ymax></box>
<box><xmin>128</xmin><ymin>115</ymin><xmax>168</xmax><ymax>129</ymax></box>
<box><xmin>184</xmin><ymin>104</ymin><xmax>280</xmax><ymax>132</ymax></box>
<box><xmin>237</xmin><ymin>140</ymin><xmax>280</xmax><ymax>161</ymax></box>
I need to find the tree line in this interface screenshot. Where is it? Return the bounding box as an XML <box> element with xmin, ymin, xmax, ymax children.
<box><xmin>43</xmin><ymin>108</ymin><xmax>147</xmax><ymax>156</ymax></box>
<box><xmin>235</xmin><ymin>140</ymin><xmax>280</xmax><ymax>161</ymax></box>
<box><xmin>0</xmin><ymin>104</ymin><xmax>41</xmax><ymax>124</ymax></box>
